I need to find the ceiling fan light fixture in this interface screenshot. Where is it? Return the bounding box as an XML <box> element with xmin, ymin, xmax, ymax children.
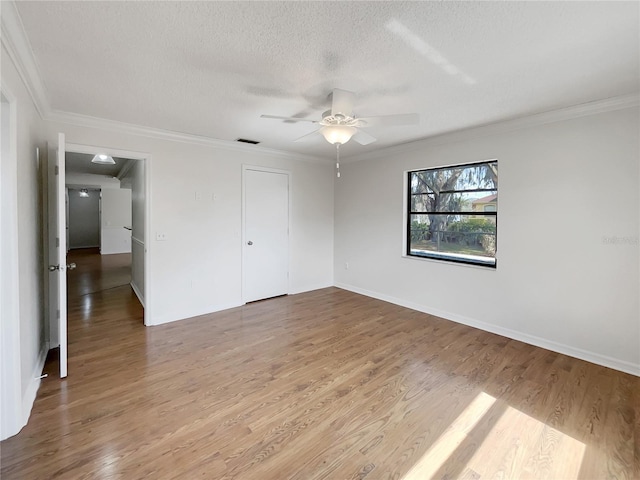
<box><xmin>261</xmin><ymin>88</ymin><xmax>416</xmax><ymax>147</ymax></box>
<box><xmin>320</xmin><ymin>125</ymin><xmax>356</xmax><ymax>145</ymax></box>
<box><xmin>91</xmin><ymin>154</ymin><xmax>115</xmax><ymax>165</ymax></box>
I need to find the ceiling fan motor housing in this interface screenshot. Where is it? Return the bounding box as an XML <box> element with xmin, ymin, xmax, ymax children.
<box><xmin>321</xmin><ymin>109</ymin><xmax>359</xmax><ymax>127</ymax></box>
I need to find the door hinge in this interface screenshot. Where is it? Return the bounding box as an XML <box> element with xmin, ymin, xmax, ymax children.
<box><xmin>56</xmin><ymin>237</ymin><xmax>59</xmax><ymax>247</ymax></box>
<box><xmin>55</xmin><ymin>165</ymin><xmax>59</xmax><ymax>175</ymax></box>
<box><xmin>56</xmin><ymin>309</ymin><xmax>60</xmax><ymax>319</ymax></box>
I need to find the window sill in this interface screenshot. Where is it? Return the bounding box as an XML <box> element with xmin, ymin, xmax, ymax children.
<box><xmin>403</xmin><ymin>251</ymin><xmax>497</xmax><ymax>269</ymax></box>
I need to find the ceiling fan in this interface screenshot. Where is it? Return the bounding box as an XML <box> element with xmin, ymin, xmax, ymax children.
<box><xmin>260</xmin><ymin>88</ymin><xmax>419</xmax><ymax>147</ymax></box>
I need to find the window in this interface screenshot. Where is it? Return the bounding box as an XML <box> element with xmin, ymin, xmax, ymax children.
<box><xmin>407</xmin><ymin>160</ymin><xmax>498</xmax><ymax>267</ymax></box>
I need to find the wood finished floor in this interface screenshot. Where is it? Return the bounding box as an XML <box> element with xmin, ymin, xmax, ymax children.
<box><xmin>1</xmin><ymin>250</ymin><xmax>638</xmax><ymax>479</ymax></box>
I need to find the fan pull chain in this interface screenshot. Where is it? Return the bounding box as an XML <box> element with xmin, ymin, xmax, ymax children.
<box><xmin>336</xmin><ymin>144</ymin><xmax>341</xmax><ymax>178</ymax></box>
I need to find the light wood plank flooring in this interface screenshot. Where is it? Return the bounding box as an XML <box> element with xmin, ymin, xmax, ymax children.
<box><xmin>1</xmin><ymin>249</ymin><xmax>638</xmax><ymax>479</ymax></box>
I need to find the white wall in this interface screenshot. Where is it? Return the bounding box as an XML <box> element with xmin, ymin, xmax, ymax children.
<box><xmin>125</xmin><ymin>160</ymin><xmax>145</xmax><ymax>303</ymax></box>
<box><xmin>66</xmin><ymin>171</ymin><xmax>120</xmax><ymax>189</ymax></box>
<box><xmin>0</xmin><ymin>43</ymin><xmax>47</xmax><ymax>439</ymax></box>
<box><xmin>131</xmin><ymin>236</ymin><xmax>144</xmax><ymax>304</ymax></box>
<box><xmin>128</xmin><ymin>160</ymin><xmax>145</xmax><ymax>243</ymax></box>
<box><xmin>100</xmin><ymin>188</ymin><xmax>131</xmax><ymax>255</ymax></box>
<box><xmin>45</xmin><ymin>121</ymin><xmax>335</xmax><ymax>326</ymax></box>
<box><xmin>68</xmin><ymin>188</ymin><xmax>100</xmax><ymax>248</ymax></box>
<box><xmin>335</xmin><ymin>107</ymin><xmax>640</xmax><ymax>375</ymax></box>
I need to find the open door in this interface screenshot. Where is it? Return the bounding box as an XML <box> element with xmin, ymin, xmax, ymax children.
<box><xmin>47</xmin><ymin>133</ymin><xmax>71</xmax><ymax>378</ymax></box>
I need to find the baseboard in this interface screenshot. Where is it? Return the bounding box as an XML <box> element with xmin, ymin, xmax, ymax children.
<box><xmin>21</xmin><ymin>343</ymin><xmax>49</xmax><ymax>427</ymax></box>
<box><xmin>100</xmin><ymin>249</ymin><xmax>132</xmax><ymax>255</ymax></box>
<box><xmin>335</xmin><ymin>282</ymin><xmax>640</xmax><ymax>377</ymax></box>
<box><xmin>147</xmin><ymin>283</ymin><xmax>333</xmax><ymax>326</ymax></box>
<box><xmin>147</xmin><ymin>301</ymin><xmax>243</xmax><ymax>326</ymax></box>
<box><xmin>130</xmin><ymin>281</ymin><xmax>145</xmax><ymax>307</ymax></box>
<box><xmin>289</xmin><ymin>281</ymin><xmax>334</xmax><ymax>295</ymax></box>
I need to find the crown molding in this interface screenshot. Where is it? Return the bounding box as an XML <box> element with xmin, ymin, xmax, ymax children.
<box><xmin>0</xmin><ymin>0</ymin><xmax>51</xmax><ymax>118</ymax></box>
<box><xmin>48</xmin><ymin>110</ymin><xmax>328</xmax><ymax>164</ymax></box>
<box><xmin>116</xmin><ymin>158</ymin><xmax>136</xmax><ymax>181</ymax></box>
<box><xmin>346</xmin><ymin>92</ymin><xmax>640</xmax><ymax>164</ymax></box>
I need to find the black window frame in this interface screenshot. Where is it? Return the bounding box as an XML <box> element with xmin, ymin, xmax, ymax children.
<box><xmin>406</xmin><ymin>160</ymin><xmax>498</xmax><ymax>268</ymax></box>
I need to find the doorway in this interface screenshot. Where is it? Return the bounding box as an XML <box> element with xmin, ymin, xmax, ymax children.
<box><xmin>64</xmin><ymin>145</ymin><xmax>148</xmax><ymax>313</ymax></box>
<box><xmin>242</xmin><ymin>166</ymin><xmax>290</xmax><ymax>303</ymax></box>
<box><xmin>44</xmin><ymin>141</ymin><xmax>150</xmax><ymax>380</ymax></box>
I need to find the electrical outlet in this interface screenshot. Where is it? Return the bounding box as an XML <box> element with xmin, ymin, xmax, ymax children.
<box><xmin>156</xmin><ymin>232</ymin><xmax>167</xmax><ymax>241</ymax></box>
<box><xmin>344</xmin><ymin>262</ymin><xmax>349</xmax><ymax>270</ymax></box>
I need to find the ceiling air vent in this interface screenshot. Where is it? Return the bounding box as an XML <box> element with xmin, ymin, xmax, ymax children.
<box><xmin>235</xmin><ymin>138</ymin><xmax>260</xmax><ymax>145</ymax></box>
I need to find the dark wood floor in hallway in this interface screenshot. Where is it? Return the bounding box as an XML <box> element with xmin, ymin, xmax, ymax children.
<box><xmin>1</xmin><ymin>249</ymin><xmax>637</xmax><ymax>479</ymax></box>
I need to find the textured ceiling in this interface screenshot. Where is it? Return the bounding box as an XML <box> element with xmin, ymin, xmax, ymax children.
<box><xmin>15</xmin><ymin>1</ymin><xmax>640</xmax><ymax>158</ymax></box>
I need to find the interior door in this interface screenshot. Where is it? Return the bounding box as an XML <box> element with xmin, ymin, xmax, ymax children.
<box><xmin>243</xmin><ymin>168</ymin><xmax>289</xmax><ymax>303</ymax></box>
<box><xmin>47</xmin><ymin>133</ymin><xmax>68</xmax><ymax>378</ymax></box>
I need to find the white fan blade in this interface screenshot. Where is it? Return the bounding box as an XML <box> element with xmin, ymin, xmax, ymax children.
<box><xmin>293</xmin><ymin>129</ymin><xmax>320</xmax><ymax>142</ymax></box>
<box><xmin>357</xmin><ymin>113</ymin><xmax>419</xmax><ymax>127</ymax></box>
<box><xmin>331</xmin><ymin>89</ymin><xmax>355</xmax><ymax>117</ymax></box>
<box><xmin>261</xmin><ymin>114</ymin><xmax>318</xmax><ymax>123</ymax></box>
<box><xmin>352</xmin><ymin>129</ymin><xmax>377</xmax><ymax>146</ymax></box>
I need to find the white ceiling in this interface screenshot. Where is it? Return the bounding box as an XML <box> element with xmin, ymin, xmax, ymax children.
<box><xmin>66</xmin><ymin>152</ymin><xmax>132</xmax><ymax>177</ymax></box>
<box><xmin>15</xmin><ymin>1</ymin><xmax>640</xmax><ymax>158</ymax></box>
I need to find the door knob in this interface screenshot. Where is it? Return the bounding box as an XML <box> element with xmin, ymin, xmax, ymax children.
<box><xmin>49</xmin><ymin>263</ymin><xmax>76</xmax><ymax>271</ymax></box>
<box><xmin>247</xmin><ymin>241</ymin><xmax>253</xmax><ymax>245</ymax></box>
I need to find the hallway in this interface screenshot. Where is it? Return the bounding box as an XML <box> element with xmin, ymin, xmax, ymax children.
<box><xmin>64</xmin><ymin>248</ymin><xmax>143</xmax><ymax>360</ymax></box>
<box><xmin>67</xmin><ymin>248</ymin><xmax>134</xmax><ymax>298</ymax></box>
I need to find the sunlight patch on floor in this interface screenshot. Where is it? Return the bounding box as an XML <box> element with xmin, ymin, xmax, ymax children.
<box><xmin>463</xmin><ymin>402</ymin><xmax>586</xmax><ymax>479</ymax></box>
<box><xmin>401</xmin><ymin>391</ymin><xmax>496</xmax><ymax>479</ymax></box>
<box><xmin>401</xmin><ymin>391</ymin><xmax>586</xmax><ymax>479</ymax></box>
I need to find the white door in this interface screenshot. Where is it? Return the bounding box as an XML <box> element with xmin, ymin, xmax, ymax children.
<box><xmin>47</xmin><ymin>133</ymin><xmax>68</xmax><ymax>378</ymax></box>
<box><xmin>243</xmin><ymin>168</ymin><xmax>289</xmax><ymax>303</ymax></box>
